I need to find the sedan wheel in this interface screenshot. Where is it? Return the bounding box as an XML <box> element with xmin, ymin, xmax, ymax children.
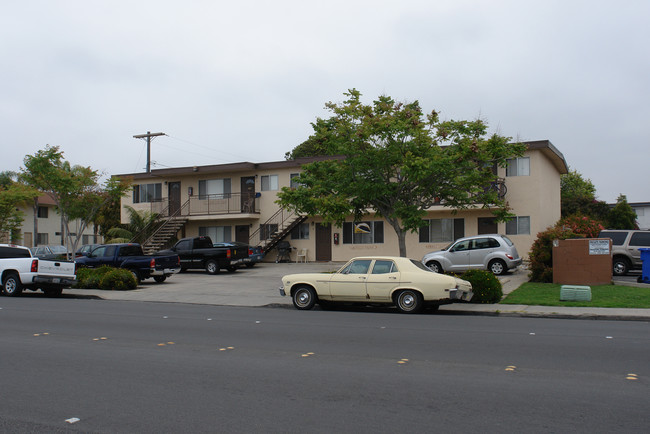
<box><xmin>395</xmin><ymin>289</ymin><xmax>423</xmax><ymax>313</ymax></box>
<box><xmin>292</xmin><ymin>285</ymin><xmax>316</xmax><ymax>310</ymax></box>
<box><xmin>426</xmin><ymin>261</ymin><xmax>442</xmax><ymax>273</ymax></box>
<box><xmin>489</xmin><ymin>259</ymin><xmax>507</xmax><ymax>276</ymax></box>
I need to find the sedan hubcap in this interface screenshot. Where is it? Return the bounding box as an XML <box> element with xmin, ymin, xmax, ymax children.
<box><xmin>297</xmin><ymin>291</ymin><xmax>310</xmax><ymax>306</ymax></box>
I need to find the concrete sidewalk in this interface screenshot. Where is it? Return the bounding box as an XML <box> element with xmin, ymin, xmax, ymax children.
<box><xmin>64</xmin><ymin>262</ymin><xmax>650</xmax><ymax>321</ymax></box>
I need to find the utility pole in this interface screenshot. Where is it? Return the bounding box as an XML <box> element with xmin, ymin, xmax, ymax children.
<box><xmin>133</xmin><ymin>131</ymin><xmax>166</xmax><ymax>173</ymax></box>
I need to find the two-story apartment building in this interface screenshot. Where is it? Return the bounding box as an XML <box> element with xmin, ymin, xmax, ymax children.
<box><xmin>4</xmin><ymin>193</ymin><xmax>100</xmax><ymax>248</ymax></box>
<box><xmin>116</xmin><ymin>140</ymin><xmax>568</xmax><ymax>261</ymax></box>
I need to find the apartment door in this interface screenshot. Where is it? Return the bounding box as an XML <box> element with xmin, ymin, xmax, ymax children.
<box><xmin>235</xmin><ymin>225</ymin><xmax>250</xmax><ymax>243</ymax></box>
<box><xmin>168</xmin><ymin>182</ymin><xmax>181</xmax><ymax>216</ymax></box>
<box><xmin>315</xmin><ymin>223</ymin><xmax>332</xmax><ymax>261</ymax></box>
<box><xmin>241</xmin><ymin>176</ymin><xmax>256</xmax><ymax>212</ymax></box>
<box><xmin>477</xmin><ymin>217</ymin><xmax>497</xmax><ymax>234</ymax></box>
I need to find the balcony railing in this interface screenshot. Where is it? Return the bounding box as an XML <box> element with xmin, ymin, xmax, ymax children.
<box><xmin>144</xmin><ymin>193</ymin><xmax>259</xmax><ymax>217</ymax></box>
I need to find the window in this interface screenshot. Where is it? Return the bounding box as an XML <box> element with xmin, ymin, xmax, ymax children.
<box><xmin>261</xmin><ymin>175</ymin><xmax>279</xmax><ymax>191</ymax></box>
<box><xmin>36</xmin><ymin>233</ymin><xmax>48</xmax><ymax>245</ymax></box>
<box><xmin>340</xmin><ymin>259</ymin><xmax>372</xmax><ymax>274</ymax></box>
<box><xmin>260</xmin><ymin>224</ymin><xmax>278</xmax><ymax>240</ymax></box>
<box><xmin>199</xmin><ymin>226</ymin><xmax>232</xmax><ymax>243</ymax></box>
<box><xmin>290</xmin><ymin>173</ymin><xmax>301</xmax><ymax>189</ymax></box>
<box><xmin>372</xmin><ymin>260</ymin><xmax>397</xmax><ymax>274</ymax></box>
<box><xmin>291</xmin><ymin>223</ymin><xmax>309</xmax><ymax>240</ymax></box>
<box><xmin>506</xmin><ymin>157</ymin><xmax>530</xmax><ymax>176</ymax></box>
<box><xmin>91</xmin><ymin>245</ymin><xmax>117</xmax><ymax>258</ymax></box>
<box><xmin>471</xmin><ymin>237</ymin><xmax>501</xmax><ymax>250</ymax></box>
<box><xmin>342</xmin><ymin>221</ymin><xmax>384</xmax><ymax>244</ymax></box>
<box><xmin>133</xmin><ymin>183</ymin><xmax>162</xmax><ymax>203</ymax></box>
<box><xmin>82</xmin><ymin>235</ymin><xmax>99</xmax><ymax>245</ymax></box>
<box><xmin>198</xmin><ymin>178</ymin><xmax>231</xmax><ymax>199</ymax></box>
<box><xmin>506</xmin><ymin>216</ymin><xmax>531</xmax><ymax>235</ymax></box>
<box><xmin>419</xmin><ymin>218</ymin><xmax>464</xmax><ymax>243</ymax></box>
<box><xmin>37</xmin><ymin>206</ymin><xmax>49</xmax><ymax>218</ymax></box>
<box><xmin>629</xmin><ymin>232</ymin><xmax>650</xmax><ymax>247</ymax></box>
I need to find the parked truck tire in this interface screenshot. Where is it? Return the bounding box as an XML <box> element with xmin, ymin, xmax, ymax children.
<box><xmin>205</xmin><ymin>259</ymin><xmax>220</xmax><ymax>275</ymax></box>
<box><xmin>2</xmin><ymin>272</ymin><xmax>23</xmax><ymax>297</ymax></box>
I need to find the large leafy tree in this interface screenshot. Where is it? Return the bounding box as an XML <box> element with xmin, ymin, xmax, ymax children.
<box><xmin>607</xmin><ymin>194</ymin><xmax>638</xmax><ymax>229</ymax></box>
<box><xmin>105</xmin><ymin>205</ymin><xmax>160</xmax><ymax>244</ymax></box>
<box><xmin>560</xmin><ymin>169</ymin><xmax>609</xmax><ymax>220</ymax></box>
<box><xmin>20</xmin><ymin>145</ymin><xmax>131</xmax><ymax>255</ymax></box>
<box><xmin>278</xmin><ymin>89</ymin><xmax>526</xmax><ymax>257</ymax></box>
<box><xmin>0</xmin><ymin>171</ymin><xmax>38</xmax><ymax>242</ymax></box>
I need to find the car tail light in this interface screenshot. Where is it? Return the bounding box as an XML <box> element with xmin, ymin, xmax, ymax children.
<box><xmin>31</xmin><ymin>260</ymin><xmax>38</xmax><ymax>273</ymax></box>
<box><xmin>227</xmin><ymin>249</ymin><xmax>231</xmax><ymax>259</ymax></box>
<box><xmin>150</xmin><ymin>258</ymin><xmax>156</xmax><ymax>269</ymax></box>
<box><xmin>506</xmin><ymin>254</ymin><xmax>514</xmax><ymax>260</ymax></box>
<box><xmin>177</xmin><ymin>256</ymin><xmax>181</xmax><ymax>266</ymax></box>
<box><xmin>248</xmin><ymin>248</ymin><xmax>253</xmax><ymax>256</ymax></box>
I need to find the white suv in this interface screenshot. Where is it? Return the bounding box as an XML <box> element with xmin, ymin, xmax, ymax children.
<box><xmin>422</xmin><ymin>234</ymin><xmax>522</xmax><ymax>275</ymax></box>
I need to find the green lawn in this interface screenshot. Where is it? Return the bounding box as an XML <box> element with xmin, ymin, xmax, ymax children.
<box><xmin>501</xmin><ymin>282</ymin><xmax>650</xmax><ymax>308</ymax></box>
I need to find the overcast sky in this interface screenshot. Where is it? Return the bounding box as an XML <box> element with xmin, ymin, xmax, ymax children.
<box><xmin>1</xmin><ymin>0</ymin><xmax>648</xmax><ymax>203</ymax></box>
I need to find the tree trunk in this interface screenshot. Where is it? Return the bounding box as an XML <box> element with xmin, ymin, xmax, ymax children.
<box><xmin>384</xmin><ymin>216</ymin><xmax>408</xmax><ymax>257</ymax></box>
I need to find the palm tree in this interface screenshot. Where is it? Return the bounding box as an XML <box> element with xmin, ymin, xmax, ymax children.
<box><xmin>105</xmin><ymin>206</ymin><xmax>160</xmax><ymax>244</ymax></box>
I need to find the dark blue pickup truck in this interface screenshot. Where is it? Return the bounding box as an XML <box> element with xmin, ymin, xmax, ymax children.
<box><xmin>75</xmin><ymin>243</ymin><xmax>180</xmax><ymax>284</ymax></box>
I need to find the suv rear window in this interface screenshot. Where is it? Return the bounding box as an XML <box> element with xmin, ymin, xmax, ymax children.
<box><xmin>599</xmin><ymin>231</ymin><xmax>628</xmax><ymax>246</ymax></box>
<box><xmin>629</xmin><ymin>232</ymin><xmax>650</xmax><ymax>247</ymax></box>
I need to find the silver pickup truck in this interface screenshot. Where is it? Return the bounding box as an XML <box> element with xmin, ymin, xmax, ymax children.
<box><xmin>0</xmin><ymin>244</ymin><xmax>76</xmax><ymax>297</ymax></box>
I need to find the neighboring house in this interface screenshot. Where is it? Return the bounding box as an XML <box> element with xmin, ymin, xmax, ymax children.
<box><xmin>115</xmin><ymin>140</ymin><xmax>568</xmax><ymax>261</ymax></box>
<box><xmin>628</xmin><ymin>202</ymin><xmax>650</xmax><ymax>230</ymax></box>
<box><xmin>10</xmin><ymin>194</ymin><xmax>100</xmax><ymax>248</ymax></box>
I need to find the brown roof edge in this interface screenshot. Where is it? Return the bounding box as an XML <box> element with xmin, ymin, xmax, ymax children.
<box><xmin>523</xmin><ymin>140</ymin><xmax>569</xmax><ymax>174</ymax></box>
<box><xmin>113</xmin><ymin>155</ymin><xmax>344</xmax><ymax>180</ymax></box>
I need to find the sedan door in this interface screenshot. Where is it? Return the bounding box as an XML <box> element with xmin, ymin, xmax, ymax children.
<box><xmin>366</xmin><ymin>260</ymin><xmax>400</xmax><ymax>302</ymax></box>
<box><xmin>328</xmin><ymin>259</ymin><xmax>372</xmax><ymax>302</ymax></box>
<box><xmin>468</xmin><ymin>237</ymin><xmax>497</xmax><ymax>269</ymax></box>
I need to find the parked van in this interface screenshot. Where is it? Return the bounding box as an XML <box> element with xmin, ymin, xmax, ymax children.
<box><xmin>598</xmin><ymin>230</ymin><xmax>650</xmax><ymax>275</ymax></box>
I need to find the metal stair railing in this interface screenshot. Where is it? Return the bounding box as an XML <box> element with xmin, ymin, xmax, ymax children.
<box><xmin>138</xmin><ymin>199</ymin><xmax>191</xmax><ymax>253</ymax></box>
<box><xmin>248</xmin><ymin>207</ymin><xmax>307</xmax><ymax>253</ymax></box>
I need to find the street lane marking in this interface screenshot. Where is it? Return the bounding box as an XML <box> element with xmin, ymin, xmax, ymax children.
<box><xmin>33</xmin><ymin>332</ymin><xmax>50</xmax><ymax>337</ymax></box>
<box><xmin>219</xmin><ymin>346</ymin><xmax>235</xmax><ymax>351</ymax></box>
<box><xmin>92</xmin><ymin>337</ymin><xmax>109</xmax><ymax>341</ymax></box>
<box><xmin>65</xmin><ymin>417</ymin><xmax>80</xmax><ymax>424</ymax></box>
<box><xmin>626</xmin><ymin>374</ymin><xmax>638</xmax><ymax>381</ymax></box>
<box><xmin>301</xmin><ymin>352</ymin><xmax>315</xmax><ymax>357</ymax></box>
<box><xmin>397</xmin><ymin>358</ymin><xmax>409</xmax><ymax>364</ymax></box>
<box><xmin>505</xmin><ymin>365</ymin><xmax>517</xmax><ymax>371</ymax></box>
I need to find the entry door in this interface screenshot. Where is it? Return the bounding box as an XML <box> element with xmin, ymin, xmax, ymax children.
<box><xmin>168</xmin><ymin>182</ymin><xmax>181</xmax><ymax>216</ymax></box>
<box><xmin>315</xmin><ymin>223</ymin><xmax>332</xmax><ymax>261</ymax></box>
<box><xmin>235</xmin><ymin>225</ymin><xmax>250</xmax><ymax>243</ymax></box>
<box><xmin>241</xmin><ymin>176</ymin><xmax>256</xmax><ymax>212</ymax></box>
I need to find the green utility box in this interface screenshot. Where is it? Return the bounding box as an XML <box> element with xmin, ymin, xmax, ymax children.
<box><xmin>560</xmin><ymin>285</ymin><xmax>592</xmax><ymax>302</ymax></box>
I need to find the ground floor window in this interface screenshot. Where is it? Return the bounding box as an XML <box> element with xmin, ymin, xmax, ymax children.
<box><xmin>36</xmin><ymin>233</ymin><xmax>48</xmax><ymax>245</ymax></box>
<box><xmin>342</xmin><ymin>221</ymin><xmax>384</xmax><ymax>244</ymax></box>
<box><xmin>199</xmin><ymin>226</ymin><xmax>232</xmax><ymax>242</ymax></box>
<box><xmin>506</xmin><ymin>216</ymin><xmax>530</xmax><ymax>235</ymax></box>
<box><xmin>82</xmin><ymin>234</ymin><xmax>100</xmax><ymax>244</ymax></box>
<box><xmin>419</xmin><ymin>218</ymin><xmax>465</xmax><ymax>243</ymax></box>
<box><xmin>291</xmin><ymin>223</ymin><xmax>309</xmax><ymax>240</ymax></box>
<box><xmin>478</xmin><ymin>217</ymin><xmax>498</xmax><ymax>234</ymax></box>
<box><xmin>260</xmin><ymin>223</ymin><xmax>278</xmax><ymax>240</ymax></box>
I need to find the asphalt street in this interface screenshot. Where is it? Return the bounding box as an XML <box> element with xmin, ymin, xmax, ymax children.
<box><xmin>0</xmin><ymin>298</ymin><xmax>648</xmax><ymax>433</ymax></box>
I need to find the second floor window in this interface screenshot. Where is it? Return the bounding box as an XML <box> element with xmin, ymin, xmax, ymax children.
<box><xmin>198</xmin><ymin>178</ymin><xmax>231</xmax><ymax>199</ymax></box>
<box><xmin>261</xmin><ymin>175</ymin><xmax>279</xmax><ymax>191</ymax></box>
<box><xmin>37</xmin><ymin>206</ymin><xmax>49</xmax><ymax>218</ymax></box>
<box><xmin>133</xmin><ymin>183</ymin><xmax>162</xmax><ymax>203</ymax></box>
<box><xmin>506</xmin><ymin>157</ymin><xmax>530</xmax><ymax>176</ymax></box>
<box><xmin>290</xmin><ymin>173</ymin><xmax>301</xmax><ymax>189</ymax></box>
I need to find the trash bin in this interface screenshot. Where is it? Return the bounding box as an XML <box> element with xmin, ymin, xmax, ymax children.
<box><xmin>639</xmin><ymin>248</ymin><xmax>650</xmax><ymax>284</ymax></box>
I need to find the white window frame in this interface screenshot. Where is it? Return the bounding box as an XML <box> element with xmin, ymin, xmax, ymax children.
<box><xmin>506</xmin><ymin>157</ymin><xmax>530</xmax><ymax>177</ymax></box>
<box><xmin>506</xmin><ymin>216</ymin><xmax>530</xmax><ymax>235</ymax></box>
<box><xmin>261</xmin><ymin>175</ymin><xmax>279</xmax><ymax>191</ymax></box>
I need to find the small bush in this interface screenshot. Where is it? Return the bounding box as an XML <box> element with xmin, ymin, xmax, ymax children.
<box><xmin>74</xmin><ymin>266</ymin><xmax>134</xmax><ymax>290</ymax></box>
<box><xmin>99</xmin><ymin>268</ymin><xmax>138</xmax><ymax>291</ymax></box>
<box><xmin>461</xmin><ymin>269</ymin><xmax>503</xmax><ymax>304</ymax></box>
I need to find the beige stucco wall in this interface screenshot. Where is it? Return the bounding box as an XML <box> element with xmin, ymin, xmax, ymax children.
<box><xmin>16</xmin><ymin>203</ymin><xmax>97</xmax><ymax>248</ymax></box>
<box><xmin>119</xmin><ymin>145</ymin><xmax>565</xmax><ymax>262</ymax></box>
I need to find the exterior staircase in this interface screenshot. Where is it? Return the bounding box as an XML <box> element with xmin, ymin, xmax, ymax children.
<box><xmin>141</xmin><ymin>217</ymin><xmax>188</xmax><ymax>255</ymax></box>
<box><xmin>249</xmin><ymin>209</ymin><xmax>307</xmax><ymax>253</ymax></box>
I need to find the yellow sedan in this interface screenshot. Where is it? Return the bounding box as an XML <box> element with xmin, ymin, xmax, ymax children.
<box><xmin>279</xmin><ymin>256</ymin><xmax>473</xmax><ymax>313</ymax></box>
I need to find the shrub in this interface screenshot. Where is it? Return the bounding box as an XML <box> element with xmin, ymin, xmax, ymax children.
<box><xmin>461</xmin><ymin>269</ymin><xmax>503</xmax><ymax>304</ymax></box>
<box><xmin>529</xmin><ymin>215</ymin><xmax>605</xmax><ymax>283</ymax></box>
<box><xmin>74</xmin><ymin>266</ymin><xmax>130</xmax><ymax>289</ymax></box>
<box><xmin>99</xmin><ymin>268</ymin><xmax>137</xmax><ymax>291</ymax></box>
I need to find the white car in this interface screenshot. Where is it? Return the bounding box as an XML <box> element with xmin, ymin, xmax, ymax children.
<box><xmin>279</xmin><ymin>256</ymin><xmax>473</xmax><ymax>313</ymax></box>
